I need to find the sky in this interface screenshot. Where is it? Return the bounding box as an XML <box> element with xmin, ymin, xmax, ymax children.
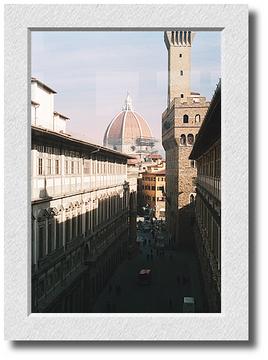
<box><xmin>31</xmin><ymin>31</ymin><xmax>221</xmax><ymax>151</ymax></box>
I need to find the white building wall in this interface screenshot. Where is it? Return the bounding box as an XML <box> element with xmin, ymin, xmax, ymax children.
<box><xmin>31</xmin><ymin>81</ymin><xmax>54</xmax><ymax>130</ymax></box>
<box><xmin>53</xmin><ymin>114</ymin><xmax>67</xmax><ymax>133</ymax></box>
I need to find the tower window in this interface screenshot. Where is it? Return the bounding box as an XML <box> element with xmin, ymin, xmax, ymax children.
<box><xmin>190</xmin><ymin>194</ymin><xmax>195</xmax><ymax>204</ymax></box>
<box><xmin>183</xmin><ymin>114</ymin><xmax>189</xmax><ymax>123</ymax></box>
<box><xmin>195</xmin><ymin>114</ymin><xmax>201</xmax><ymax>123</ymax></box>
<box><xmin>181</xmin><ymin>94</ymin><xmax>184</xmax><ymax>98</ymax></box>
<box><xmin>180</xmin><ymin>134</ymin><xmax>186</xmax><ymax>146</ymax></box>
<box><xmin>187</xmin><ymin>134</ymin><xmax>194</xmax><ymax>145</ymax></box>
<box><xmin>180</xmin><ymin>70</ymin><xmax>183</xmax><ymax>76</ymax></box>
<box><xmin>179</xmin><ymin>54</ymin><xmax>182</xmax><ymax>58</ymax></box>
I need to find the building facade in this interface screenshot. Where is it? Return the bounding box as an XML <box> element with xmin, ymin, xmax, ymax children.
<box><xmin>140</xmin><ymin>170</ymin><xmax>166</xmax><ymax>220</ymax></box>
<box><xmin>31</xmin><ymin>79</ymin><xmax>137</xmax><ymax>312</ymax></box>
<box><xmin>190</xmin><ymin>81</ymin><xmax>221</xmax><ymax>312</ymax></box>
<box><xmin>162</xmin><ymin>31</ymin><xmax>210</xmax><ymax>247</ymax></box>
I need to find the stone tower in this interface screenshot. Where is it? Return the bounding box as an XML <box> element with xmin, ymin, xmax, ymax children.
<box><xmin>162</xmin><ymin>30</ymin><xmax>210</xmax><ymax>247</ymax></box>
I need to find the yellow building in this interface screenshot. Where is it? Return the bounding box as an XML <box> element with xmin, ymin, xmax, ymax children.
<box><xmin>141</xmin><ymin>169</ymin><xmax>166</xmax><ymax>219</ymax></box>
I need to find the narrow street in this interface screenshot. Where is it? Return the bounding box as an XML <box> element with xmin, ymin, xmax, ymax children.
<box><xmin>92</xmin><ymin>220</ymin><xmax>207</xmax><ymax>313</ymax></box>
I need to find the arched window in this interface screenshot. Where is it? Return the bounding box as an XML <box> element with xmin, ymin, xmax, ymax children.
<box><xmin>187</xmin><ymin>134</ymin><xmax>194</xmax><ymax>145</ymax></box>
<box><xmin>190</xmin><ymin>194</ymin><xmax>195</xmax><ymax>203</ymax></box>
<box><xmin>180</xmin><ymin>134</ymin><xmax>186</xmax><ymax>145</ymax></box>
<box><xmin>195</xmin><ymin>114</ymin><xmax>201</xmax><ymax>123</ymax></box>
<box><xmin>183</xmin><ymin>114</ymin><xmax>189</xmax><ymax>123</ymax></box>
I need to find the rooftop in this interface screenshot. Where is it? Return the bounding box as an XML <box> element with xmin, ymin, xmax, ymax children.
<box><xmin>31</xmin><ymin>77</ymin><xmax>57</xmax><ymax>94</ymax></box>
<box><xmin>32</xmin><ymin>125</ymin><xmax>134</xmax><ymax>160</ymax></box>
<box><xmin>54</xmin><ymin>111</ymin><xmax>70</xmax><ymax>120</ymax></box>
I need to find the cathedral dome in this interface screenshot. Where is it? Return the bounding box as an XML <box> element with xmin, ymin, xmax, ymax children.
<box><xmin>103</xmin><ymin>94</ymin><xmax>153</xmax><ymax>152</ymax></box>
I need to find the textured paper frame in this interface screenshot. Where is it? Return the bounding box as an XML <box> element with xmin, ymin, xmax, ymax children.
<box><xmin>4</xmin><ymin>4</ymin><xmax>248</xmax><ymax>341</ymax></box>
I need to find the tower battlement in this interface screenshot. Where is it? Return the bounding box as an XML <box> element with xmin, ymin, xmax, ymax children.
<box><xmin>164</xmin><ymin>31</ymin><xmax>195</xmax><ymax>49</ymax></box>
<box><xmin>164</xmin><ymin>31</ymin><xmax>195</xmax><ymax>106</ymax></box>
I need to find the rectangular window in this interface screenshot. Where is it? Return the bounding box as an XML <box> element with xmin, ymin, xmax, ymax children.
<box><xmin>71</xmin><ymin>161</ymin><xmax>74</xmax><ymax>174</ymax></box>
<box><xmin>180</xmin><ymin>70</ymin><xmax>183</xmax><ymax>76</ymax></box>
<box><xmin>55</xmin><ymin>159</ymin><xmax>60</xmax><ymax>175</ymax></box>
<box><xmin>65</xmin><ymin>160</ymin><xmax>69</xmax><ymax>175</ymax></box>
<box><xmin>47</xmin><ymin>158</ymin><xmax>52</xmax><ymax>175</ymax></box>
<box><xmin>38</xmin><ymin>158</ymin><xmax>43</xmax><ymax>175</ymax></box>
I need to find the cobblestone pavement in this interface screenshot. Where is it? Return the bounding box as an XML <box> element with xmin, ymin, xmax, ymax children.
<box><xmin>92</xmin><ymin>222</ymin><xmax>207</xmax><ymax>313</ymax></box>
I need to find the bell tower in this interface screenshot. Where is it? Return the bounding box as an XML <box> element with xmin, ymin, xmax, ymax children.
<box><xmin>162</xmin><ymin>30</ymin><xmax>209</xmax><ymax>247</ymax></box>
<box><xmin>164</xmin><ymin>31</ymin><xmax>194</xmax><ymax>107</ymax></box>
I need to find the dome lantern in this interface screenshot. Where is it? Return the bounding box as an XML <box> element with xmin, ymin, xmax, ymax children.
<box><xmin>123</xmin><ymin>92</ymin><xmax>133</xmax><ymax>111</ymax></box>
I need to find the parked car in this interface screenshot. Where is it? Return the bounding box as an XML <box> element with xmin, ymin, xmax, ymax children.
<box><xmin>137</xmin><ymin>269</ymin><xmax>152</xmax><ymax>285</ymax></box>
<box><xmin>182</xmin><ymin>297</ymin><xmax>195</xmax><ymax>312</ymax></box>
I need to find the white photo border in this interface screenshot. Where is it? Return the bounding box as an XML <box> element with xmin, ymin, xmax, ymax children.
<box><xmin>4</xmin><ymin>4</ymin><xmax>248</xmax><ymax>341</ymax></box>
